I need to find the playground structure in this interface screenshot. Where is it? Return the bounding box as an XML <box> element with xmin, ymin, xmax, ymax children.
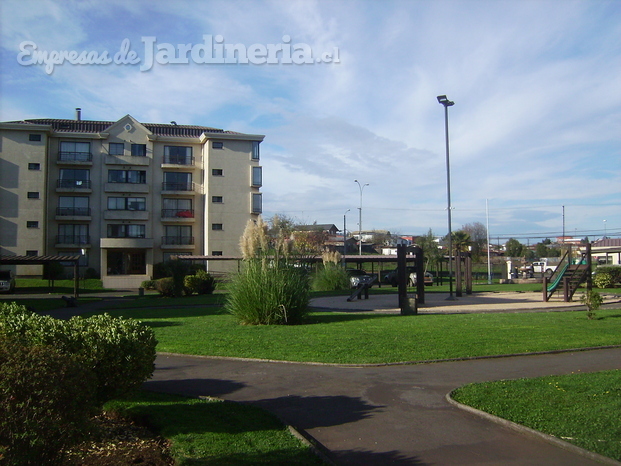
<box><xmin>543</xmin><ymin>243</ymin><xmax>592</xmax><ymax>302</ymax></box>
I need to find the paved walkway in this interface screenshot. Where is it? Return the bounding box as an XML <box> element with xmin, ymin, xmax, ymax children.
<box><xmin>13</xmin><ymin>289</ymin><xmax>621</xmax><ymax>464</ymax></box>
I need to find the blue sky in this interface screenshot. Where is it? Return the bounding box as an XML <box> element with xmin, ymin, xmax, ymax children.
<box><xmin>1</xmin><ymin>0</ymin><xmax>619</xmax><ymax>244</ymax></box>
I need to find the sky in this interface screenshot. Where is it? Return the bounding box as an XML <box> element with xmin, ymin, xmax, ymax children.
<box><xmin>1</xmin><ymin>0</ymin><xmax>619</xmax><ymax>245</ymax></box>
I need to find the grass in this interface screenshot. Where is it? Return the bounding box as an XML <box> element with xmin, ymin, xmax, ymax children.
<box><xmin>95</xmin><ymin>305</ymin><xmax>621</xmax><ymax>364</ymax></box>
<box><xmin>14</xmin><ymin>278</ymin><xmax>106</xmax><ymax>295</ymax></box>
<box><xmin>105</xmin><ymin>390</ymin><xmax>324</xmax><ymax>465</ymax></box>
<box><xmin>451</xmin><ymin>370</ymin><xmax>621</xmax><ymax>461</ymax></box>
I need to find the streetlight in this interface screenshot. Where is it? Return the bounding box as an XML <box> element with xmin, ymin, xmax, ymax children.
<box><xmin>343</xmin><ymin>209</ymin><xmax>350</xmax><ymax>268</ymax></box>
<box><xmin>437</xmin><ymin>95</ymin><xmax>455</xmax><ymax>300</ymax></box>
<box><xmin>603</xmin><ymin>219</ymin><xmax>607</xmax><ymax>239</ymax></box>
<box><xmin>354</xmin><ymin>180</ymin><xmax>369</xmax><ymax>255</ymax></box>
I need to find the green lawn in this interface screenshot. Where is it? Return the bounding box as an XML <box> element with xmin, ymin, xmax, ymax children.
<box><xmin>104</xmin><ymin>391</ymin><xmax>324</xmax><ymax>465</ymax></box>
<box><xmin>452</xmin><ymin>370</ymin><xmax>621</xmax><ymax>461</ymax></box>
<box><xmin>97</xmin><ymin>305</ymin><xmax>621</xmax><ymax>364</ymax></box>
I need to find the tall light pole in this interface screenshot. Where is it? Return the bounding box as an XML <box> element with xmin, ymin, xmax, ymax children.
<box><xmin>343</xmin><ymin>209</ymin><xmax>350</xmax><ymax>268</ymax></box>
<box><xmin>437</xmin><ymin>95</ymin><xmax>455</xmax><ymax>299</ymax></box>
<box><xmin>354</xmin><ymin>180</ymin><xmax>369</xmax><ymax>255</ymax></box>
<box><xmin>603</xmin><ymin>219</ymin><xmax>607</xmax><ymax>239</ymax></box>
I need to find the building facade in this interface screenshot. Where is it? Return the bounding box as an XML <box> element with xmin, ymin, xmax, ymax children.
<box><xmin>0</xmin><ymin>114</ymin><xmax>264</xmax><ymax>288</ymax></box>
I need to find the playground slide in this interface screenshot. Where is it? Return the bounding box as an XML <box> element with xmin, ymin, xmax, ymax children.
<box><xmin>546</xmin><ymin>263</ymin><xmax>570</xmax><ymax>293</ymax></box>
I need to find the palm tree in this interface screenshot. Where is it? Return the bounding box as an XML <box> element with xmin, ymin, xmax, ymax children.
<box><xmin>451</xmin><ymin>230</ymin><xmax>471</xmax><ymax>296</ymax></box>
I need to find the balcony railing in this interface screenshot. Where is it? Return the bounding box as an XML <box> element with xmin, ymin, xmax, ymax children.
<box><xmin>56</xmin><ymin>207</ymin><xmax>91</xmax><ymax>216</ymax></box>
<box><xmin>161</xmin><ymin>236</ymin><xmax>194</xmax><ymax>245</ymax></box>
<box><xmin>162</xmin><ymin>209</ymin><xmax>195</xmax><ymax>218</ymax></box>
<box><xmin>162</xmin><ymin>182</ymin><xmax>194</xmax><ymax>192</ymax></box>
<box><xmin>163</xmin><ymin>154</ymin><xmax>195</xmax><ymax>166</ymax></box>
<box><xmin>58</xmin><ymin>151</ymin><xmax>93</xmax><ymax>163</ymax></box>
<box><xmin>57</xmin><ymin>179</ymin><xmax>92</xmax><ymax>189</ymax></box>
<box><xmin>56</xmin><ymin>235</ymin><xmax>90</xmax><ymax>244</ymax></box>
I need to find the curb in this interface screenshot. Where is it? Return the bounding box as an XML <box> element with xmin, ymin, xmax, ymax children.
<box><xmin>157</xmin><ymin>344</ymin><xmax>621</xmax><ymax>368</ymax></box>
<box><xmin>445</xmin><ymin>393</ymin><xmax>621</xmax><ymax>465</ymax></box>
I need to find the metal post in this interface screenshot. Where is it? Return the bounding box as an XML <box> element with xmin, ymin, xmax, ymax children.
<box><xmin>438</xmin><ymin>95</ymin><xmax>455</xmax><ymax>300</ymax></box>
<box><xmin>354</xmin><ymin>180</ymin><xmax>368</xmax><ymax>256</ymax></box>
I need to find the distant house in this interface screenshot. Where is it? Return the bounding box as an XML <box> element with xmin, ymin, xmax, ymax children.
<box><xmin>296</xmin><ymin>224</ymin><xmax>339</xmax><ymax>235</ymax></box>
<box><xmin>586</xmin><ymin>238</ymin><xmax>621</xmax><ymax>265</ymax></box>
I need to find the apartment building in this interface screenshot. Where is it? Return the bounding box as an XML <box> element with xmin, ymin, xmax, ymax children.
<box><xmin>0</xmin><ymin>112</ymin><xmax>264</xmax><ymax>288</ymax></box>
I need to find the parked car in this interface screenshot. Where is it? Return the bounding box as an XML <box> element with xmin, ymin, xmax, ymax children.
<box><xmin>346</xmin><ymin>269</ymin><xmax>376</xmax><ymax>288</ymax></box>
<box><xmin>0</xmin><ymin>270</ymin><xmax>16</xmax><ymax>293</ymax></box>
<box><xmin>383</xmin><ymin>267</ymin><xmax>433</xmax><ymax>286</ymax></box>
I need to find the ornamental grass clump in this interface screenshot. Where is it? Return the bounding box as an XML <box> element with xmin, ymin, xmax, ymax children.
<box><xmin>311</xmin><ymin>263</ymin><xmax>349</xmax><ymax>291</ymax></box>
<box><xmin>225</xmin><ymin>258</ymin><xmax>310</xmax><ymax>325</ymax></box>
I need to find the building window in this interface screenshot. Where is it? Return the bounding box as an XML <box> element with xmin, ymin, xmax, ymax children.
<box><xmin>107</xmin><ymin>250</ymin><xmax>146</xmax><ymax>275</ymax></box>
<box><xmin>212</xmin><ymin>251</ymin><xmax>223</xmax><ymax>256</ymax></box>
<box><xmin>27</xmin><ymin>221</ymin><xmax>39</xmax><ymax>228</ymax></box>
<box><xmin>58</xmin><ymin>168</ymin><xmax>90</xmax><ymax>188</ymax></box>
<box><xmin>212</xmin><ymin>141</ymin><xmax>223</xmax><ymax>149</ymax></box>
<box><xmin>163</xmin><ymin>172</ymin><xmax>192</xmax><ymax>191</ymax></box>
<box><xmin>107</xmin><ymin>197</ymin><xmax>146</xmax><ymax>211</ymax></box>
<box><xmin>29</xmin><ymin>134</ymin><xmax>42</xmax><ymax>141</ymax></box>
<box><xmin>109</xmin><ymin>143</ymin><xmax>124</xmax><ymax>155</ymax></box>
<box><xmin>212</xmin><ymin>223</ymin><xmax>223</xmax><ymax>231</ymax></box>
<box><xmin>27</xmin><ymin>191</ymin><xmax>39</xmax><ymax>199</ymax></box>
<box><xmin>163</xmin><ymin>225</ymin><xmax>192</xmax><ymax>245</ymax></box>
<box><xmin>131</xmin><ymin>144</ymin><xmax>147</xmax><ymax>156</ymax></box>
<box><xmin>212</xmin><ymin>196</ymin><xmax>223</xmax><ymax>203</ymax></box>
<box><xmin>59</xmin><ymin>141</ymin><xmax>91</xmax><ymax>162</ymax></box>
<box><xmin>58</xmin><ymin>224</ymin><xmax>89</xmax><ymax>244</ymax></box>
<box><xmin>212</xmin><ymin>169</ymin><xmax>223</xmax><ymax>177</ymax></box>
<box><xmin>58</xmin><ymin>196</ymin><xmax>90</xmax><ymax>216</ymax></box>
<box><xmin>252</xmin><ymin>141</ymin><xmax>260</xmax><ymax>160</ymax></box>
<box><xmin>252</xmin><ymin>166</ymin><xmax>262</xmax><ymax>187</ymax></box>
<box><xmin>26</xmin><ymin>250</ymin><xmax>38</xmax><ymax>256</ymax></box>
<box><xmin>164</xmin><ymin>146</ymin><xmax>192</xmax><ymax>165</ymax></box>
<box><xmin>252</xmin><ymin>193</ymin><xmax>262</xmax><ymax>214</ymax></box>
<box><xmin>107</xmin><ymin>224</ymin><xmax>146</xmax><ymax>238</ymax></box>
<box><xmin>108</xmin><ymin>170</ymin><xmax>146</xmax><ymax>184</ymax></box>
<box><xmin>162</xmin><ymin>198</ymin><xmax>193</xmax><ymax>218</ymax></box>
<box><xmin>28</xmin><ymin>163</ymin><xmax>40</xmax><ymax>170</ymax></box>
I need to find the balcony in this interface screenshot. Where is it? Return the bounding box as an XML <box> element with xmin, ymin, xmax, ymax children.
<box><xmin>100</xmin><ymin>237</ymin><xmax>154</xmax><ymax>249</ymax></box>
<box><xmin>57</xmin><ymin>151</ymin><xmax>92</xmax><ymax>165</ymax></box>
<box><xmin>55</xmin><ymin>235</ymin><xmax>90</xmax><ymax>247</ymax></box>
<box><xmin>161</xmin><ymin>154</ymin><xmax>195</xmax><ymax>168</ymax></box>
<box><xmin>161</xmin><ymin>209</ymin><xmax>195</xmax><ymax>222</ymax></box>
<box><xmin>161</xmin><ymin>236</ymin><xmax>195</xmax><ymax>250</ymax></box>
<box><xmin>104</xmin><ymin>210</ymin><xmax>149</xmax><ymax>221</ymax></box>
<box><xmin>55</xmin><ymin>207</ymin><xmax>91</xmax><ymax>221</ymax></box>
<box><xmin>104</xmin><ymin>182</ymin><xmax>149</xmax><ymax>194</ymax></box>
<box><xmin>56</xmin><ymin>179</ymin><xmax>92</xmax><ymax>193</ymax></box>
<box><xmin>162</xmin><ymin>182</ymin><xmax>196</xmax><ymax>194</ymax></box>
<box><xmin>105</xmin><ymin>154</ymin><xmax>150</xmax><ymax>166</ymax></box>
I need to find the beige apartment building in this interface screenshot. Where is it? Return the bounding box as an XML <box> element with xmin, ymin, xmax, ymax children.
<box><xmin>0</xmin><ymin>112</ymin><xmax>264</xmax><ymax>288</ymax></box>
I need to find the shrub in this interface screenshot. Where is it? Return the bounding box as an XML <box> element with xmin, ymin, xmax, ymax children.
<box><xmin>225</xmin><ymin>258</ymin><xmax>310</xmax><ymax>325</ymax></box>
<box><xmin>184</xmin><ymin>269</ymin><xmax>216</xmax><ymax>295</ymax></box>
<box><xmin>66</xmin><ymin>314</ymin><xmax>158</xmax><ymax>406</ymax></box>
<box><xmin>594</xmin><ymin>265</ymin><xmax>621</xmax><ymax>288</ymax></box>
<box><xmin>594</xmin><ymin>272</ymin><xmax>614</xmax><ymax>289</ymax></box>
<box><xmin>155</xmin><ymin>277</ymin><xmax>178</xmax><ymax>297</ymax></box>
<box><xmin>140</xmin><ymin>279</ymin><xmax>157</xmax><ymax>290</ymax></box>
<box><xmin>0</xmin><ymin>303</ymin><xmax>158</xmax><ymax>408</ymax></box>
<box><xmin>311</xmin><ymin>264</ymin><xmax>349</xmax><ymax>291</ymax></box>
<box><xmin>83</xmin><ymin>267</ymin><xmax>100</xmax><ymax>279</ymax></box>
<box><xmin>0</xmin><ymin>337</ymin><xmax>97</xmax><ymax>465</ymax></box>
<box><xmin>580</xmin><ymin>289</ymin><xmax>603</xmax><ymax>320</ymax></box>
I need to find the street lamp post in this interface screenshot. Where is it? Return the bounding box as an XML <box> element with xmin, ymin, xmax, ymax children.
<box><xmin>354</xmin><ymin>180</ymin><xmax>369</xmax><ymax>255</ymax></box>
<box><xmin>604</xmin><ymin>219</ymin><xmax>607</xmax><ymax>239</ymax></box>
<box><xmin>437</xmin><ymin>95</ymin><xmax>455</xmax><ymax>300</ymax></box>
<box><xmin>343</xmin><ymin>209</ymin><xmax>350</xmax><ymax>268</ymax></box>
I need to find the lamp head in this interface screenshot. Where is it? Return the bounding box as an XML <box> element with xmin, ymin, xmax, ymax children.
<box><xmin>437</xmin><ymin>95</ymin><xmax>455</xmax><ymax>107</ymax></box>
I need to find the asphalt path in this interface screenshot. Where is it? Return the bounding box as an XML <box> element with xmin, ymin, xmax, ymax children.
<box><xmin>147</xmin><ymin>348</ymin><xmax>621</xmax><ymax>465</ymax></box>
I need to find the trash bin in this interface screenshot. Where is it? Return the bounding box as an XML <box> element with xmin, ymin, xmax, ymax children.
<box><xmin>138</xmin><ymin>287</ymin><xmax>144</xmax><ymax>297</ymax></box>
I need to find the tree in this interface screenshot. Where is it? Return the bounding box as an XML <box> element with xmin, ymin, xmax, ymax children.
<box><xmin>505</xmin><ymin>238</ymin><xmax>525</xmax><ymax>257</ymax></box>
<box><xmin>417</xmin><ymin>229</ymin><xmax>442</xmax><ymax>272</ymax></box>
<box><xmin>451</xmin><ymin>230</ymin><xmax>472</xmax><ymax>255</ymax></box>
<box><xmin>461</xmin><ymin>222</ymin><xmax>487</xmax><ymax>261</ymax></box>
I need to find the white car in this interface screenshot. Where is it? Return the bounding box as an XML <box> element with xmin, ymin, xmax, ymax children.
<box><xmin>0</xmin><ymin>270</ymin><xmax>16</xmax><ymax>293</ymax></box>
